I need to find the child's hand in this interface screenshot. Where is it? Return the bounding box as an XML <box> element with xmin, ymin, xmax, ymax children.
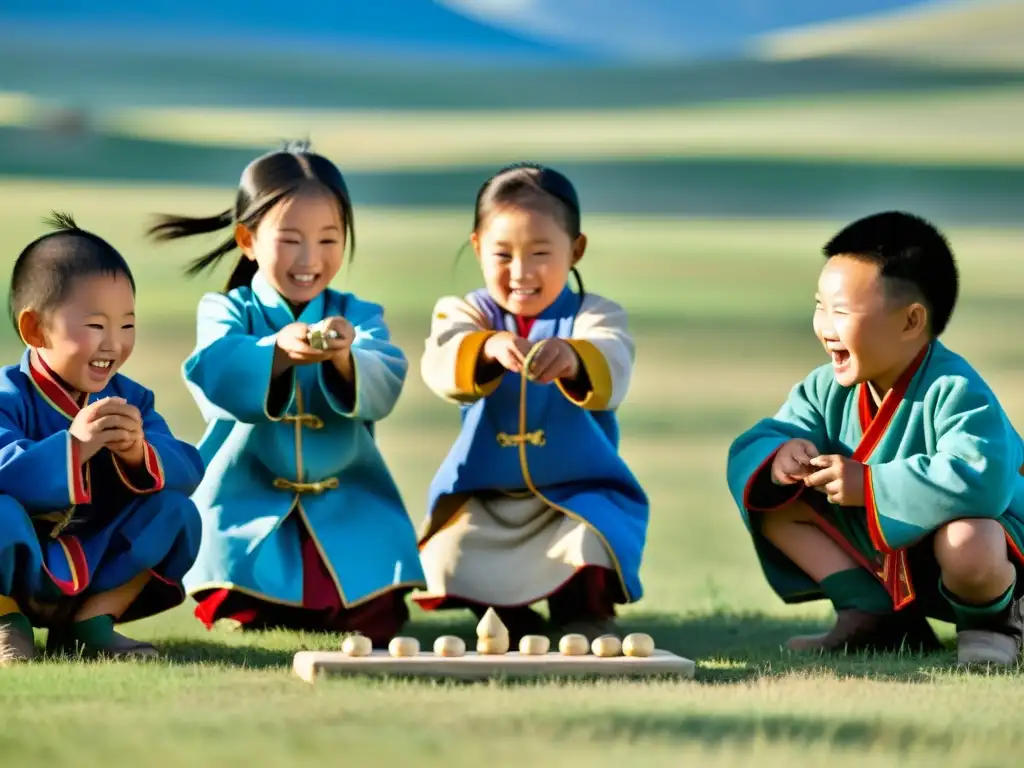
<box><xmin>771</xmin><ymin>438</ymin><xmax>819</xmax><ymax>485</ymax></box>
<box><xmin>69</xmin><ymin>397</ymin><xmax>141</xmax><ymax>464</ymax></box>
<box><xmin>273</xmin><ymin>322</ymin><xmax>332</xmax><ymax>376</ymax></box>
<box><xmin>803</xmin><ymin>454</ymin><xmax>865</xmax><ymax>507</ymax></box>
<box><xmin>317</xmin><ymin>316</ymin><xmax>357</xmax><ymax>381</ymax></box>
<box><xmin>105</xmin><ymin>402</ymin><xmax>146</xmax><ymax>466</ymax></box>
<box><xmin>315</xmin><ymin>316</ymin><xmax>355</xmax><ymax>357</ymax></box>
<box><xmin>526</xmin><ymin>339</ymin><xmax>580</xmax><ymax>384</ymax></box>
<box><xmin>482</xmin><ymin>332</ymin><xmax>533</xmax><ymax>373</ymax></box>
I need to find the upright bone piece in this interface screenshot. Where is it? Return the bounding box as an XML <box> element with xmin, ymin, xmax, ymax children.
<box><xmin>476</xmin><ymin>607</ymin><xmax>509</xmax><ymax>640</ymax></box>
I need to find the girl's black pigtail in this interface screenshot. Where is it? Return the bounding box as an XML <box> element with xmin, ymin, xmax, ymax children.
<box><xmin>148</xmin><ymin>209</ymin><xmax>233</xmax><ymax>241</ymax></box>
<box><xmin>147</xmin><ymin>209</ymin><xmax>239</xmax><ymax>280</ymax></box>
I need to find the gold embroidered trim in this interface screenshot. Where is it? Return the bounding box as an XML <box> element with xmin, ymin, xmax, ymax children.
<box><xmin>272</xmin><ymin>477</ymin><xmax>339</xmax><ymax>494</ymax></box>
<box><xmin>496</xmin><ymin>430</ymin><xmax>546</xmax><ymax>448</ymax></box>
<box><xmin>282</xmin><ymin>413</ymin><xmax>324</xmax><ymax>429</ymax></box>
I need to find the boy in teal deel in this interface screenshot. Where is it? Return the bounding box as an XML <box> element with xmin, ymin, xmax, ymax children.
<box><xmin>727</xmin><ymin>211</ymin><xmax>1024</xmax><ymax>666</ymax></box>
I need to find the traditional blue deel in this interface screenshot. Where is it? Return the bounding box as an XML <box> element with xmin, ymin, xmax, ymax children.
<box><xmin>181</xmin><ymin>271</ymin><xmax>426</xmax><ymax>609</ymax></box>
<box><xmin>0</xmin><ymin>349</ymin><xmax>203</xmax><ymax>622</ymax></box>
<box><xmin>423</xmin><ymin>286</ymin><xmax>649</xmax><ymax>602</ymax></box>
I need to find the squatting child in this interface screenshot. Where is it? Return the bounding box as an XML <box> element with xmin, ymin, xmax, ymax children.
<box><xmin>150</xmin><ymin>142</ymin><xmax>425</xmax><ymax>644</ymax></box>
<box><xmin>415</xmin><ymin>163</ymin><xmax>649</xmax><ymax>643</ymax></box>
<box><xmin>0</xmin><ymin>214</ymin><xmax>203</xmax><ymax>662</ymax></box>
<box><xmin>727</xmin><ymin>211</ymin><xmax>1024</xmax><ymax>666</ymax></box>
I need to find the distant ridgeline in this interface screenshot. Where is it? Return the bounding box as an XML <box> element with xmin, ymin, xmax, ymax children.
<box><xmin>0</xmin><ymin>0</ymin><xmax>1009</xmax><ymax>111</ymax></box>
<box><xmin>0</xmin><ymin>0</ymin><xmax>1021</xmax><ymax>226</ymax></box>
<box><xmin>1</xmin><ymin>127</ymin><xmax>1022</xmax><ymax>227</ymax></box>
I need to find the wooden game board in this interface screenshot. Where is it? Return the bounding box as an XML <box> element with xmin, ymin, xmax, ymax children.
<box><xmin>292</xmin><ymin>649</ymin><xmax>696</xmax><ymax>683</ymax></box>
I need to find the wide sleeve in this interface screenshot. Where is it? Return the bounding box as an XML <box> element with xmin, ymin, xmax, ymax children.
<box><xmin>726</xmin><ymin>366</ymin><xmax>833</xmax><ymax>514</ymax></box>
<box><xmin>864</xmin><ymin>377</ymin><xmax>1023</xmax><ymax>552</ymax></box>
<box><xmin>112</xmin><ymin>385</ymin><xmax>205</xmax><ymax>496</ymax></box>
<box><xmin>420</xmin><ymin>295</ymin><xmax>500</xmax><ymax>404</ymax></box>
<box><xmin>0</xmin><ymin>396</ymin><xmax>89</xmax><ymax>512</ymax></box>
<box><xmin>554</xmin><ymin>294</ymin><xmax>634</xmax><ymax>411</ymax></box>
<box><xmin>182</xmin><ymin>292</ymin><xmax>295</xmax><ymax>424</ymax></box>
<box><xmin>318</xmin><ymin>298</ymin><xmax>408</xmax><ymax>422</ymax></box>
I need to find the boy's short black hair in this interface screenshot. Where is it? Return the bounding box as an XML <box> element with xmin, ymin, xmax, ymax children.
<box><xmin>8</xmin><ymin>212</ymin><xmax>136</xmax><ymax>333</ymax></box>
<box><xmin>823</xmin><ymin>211</ymin><xmax>958</xmax><ymax>336</ymax></box>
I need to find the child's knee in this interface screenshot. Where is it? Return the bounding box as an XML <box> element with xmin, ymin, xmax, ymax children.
<box><xmin>174</xmin><ymin>494</ymin><xmax>203</xmax><ymax>534</ymax></box>
<box><xmin>141</xmin><ymin>490</ymin><xmax>201</xmax><ymax>528</ymax></box>
<box><xmin>0</xmin><ymin>494</ymin><xmax>30</xmax><ymax>527</ymax></box>
<box><xmin>760</xmin><ymin>498</ymin><xmax>816</xmax><ymax>536</ymax></box>
<box><xmin>150</xmin><ymin>489</ymin><xmax>192</xmax><ymax>509</ymax></box>
<box><xmin>934</xmin><ymin>519</ymin><xmax>1010</xmax><ymax>587</ymax></box>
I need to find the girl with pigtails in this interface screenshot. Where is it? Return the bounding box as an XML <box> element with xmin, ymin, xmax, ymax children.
<box><xmin>149</xmin><ymin>142</ymin><xmax>425</xmax><ymax>645</ymax></box>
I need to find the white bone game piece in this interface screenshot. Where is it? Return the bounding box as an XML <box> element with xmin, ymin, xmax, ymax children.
<box><xmin>306</xmin><ymin>320</ymin><xmax>339</xmax><ymax>351</ymax></box>
<box><xmin>477</xmin><ymin>635</ymin><xmax>510</xmax><ymax>655</ymax></box>
<box><xmin>622</xmin><ymin>633</ymin><xmax>655</xmax><ymax>658</ymax></box>
<box><xmin>476</xmin><ymin>607</ymin><xmax>508</xmax><ymax>640</ymax></box>
<box><xmin>591</xmin><ymin>635</ymin><xmax>623</xmax><ymax>657</ymax></box>
<box><xmin>559</xmin><ymin>633</ymin><xmax>589</xmax><ymax>656</ymax></box>
<box><xmin>518</xmin><ymin>635</ymin><xmax>550</xmax><ymax>655</ymax></box>
<box><xmin>388</xmin><ymin>637</ymin><xmax>420</xmax><ymax>657</ymax></box>
<box><xmin>433</xmin><ymin>635</ymin><xmax>466</xmax><ymax>657</ymax></box>
<box><xmin>341</xmin><ymin>634</ymin><xmax>372</xmax><ymax>657</ymax></box>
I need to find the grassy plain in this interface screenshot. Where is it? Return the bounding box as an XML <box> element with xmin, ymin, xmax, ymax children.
<box><xmin>0</xmin><ymin>180</ymin><xmax>1023</xmax><ymax>766</ymax></box>
<box><xmin>98</xmin><ymin>85</ymin><xmax>1024</xmax><ymax>168</ymax></box>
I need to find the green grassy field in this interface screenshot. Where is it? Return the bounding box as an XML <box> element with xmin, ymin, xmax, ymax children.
<box><xmin>2</xmin><ymin>180</ymin><xmax>1024</xmax><ymax>766</ymax></box>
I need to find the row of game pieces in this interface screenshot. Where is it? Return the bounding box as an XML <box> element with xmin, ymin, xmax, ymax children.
<box><xmin>337</xmin><ymin>631</ymin><xmax>656</xmax><ymax>658</ymax></box>
<box><xmin>335</xmin><ymin>634</ymin><xmax>655</xmax><ymax>659</ymax></box>
<box><xmin>336</xmin><ymin>609</ymin><xmax>656</xmax><ymax>658</ymax></box>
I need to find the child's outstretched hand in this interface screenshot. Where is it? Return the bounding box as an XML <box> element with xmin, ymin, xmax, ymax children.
<box><xmin>314</xmin><ymin>316</ymin><xmax>355</xmax><ymax>356</ymax></box>
<box><xmin>803</xmin><ymin>454</ymin><xmax>865</xmax><ymax>507</ymax></box>
<box><xmin>317</xmin><ymin>316</ymin><xmax>357</xmax><ymax>381</ymax></box>
<box><xmin>482</xmin><ymin>332</ymin><xmax>533</xmax><ymax>373</ymax></box>
<box><xmin>771</xmin><ymin>438</ymin><xmax>819</xmax><ymax>485</ymax></box>
<box><xmin>273</xmin><ymin>322</ymin><xmax>333</xmax><ymax>376</ymax></box>
<box><xmin>527</xmin><ymin>339</ymin><xmax>580</xmax><ymax>384</ymax></box>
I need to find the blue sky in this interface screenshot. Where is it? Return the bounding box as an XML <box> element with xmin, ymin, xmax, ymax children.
<box><xmin>0</xmin><ymin>0</ymin><xmax>937</xmax><ymax>61</ymax></box>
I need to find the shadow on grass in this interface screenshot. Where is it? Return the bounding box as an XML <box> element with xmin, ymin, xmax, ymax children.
<box><xmin>149</xmin><ymin>638</ymin><xmax>298</xmax><ymax>670</ymax></box>
<box><xmin>405</xmin><ymin>610</ymin><xmax>966</xmax><ymax>685</ymax></box>
<box><xmin>549</xmin><ymin>709</ymin><xmax>956</xmax><ymax>754</ymax></box>
<box><xmin>618</xmin><ymin>610</ymin><xmax>962</xmax><ymax>684</ymax></box>
<box><xmin>149</xmin><ymin>614</ymin><xmax>487</xmax><ymax>670</ymax></box>
<box><xmin>145</xmin><ymin>610</ymin><xmax>978</xmax><ymax>684</ymax></box>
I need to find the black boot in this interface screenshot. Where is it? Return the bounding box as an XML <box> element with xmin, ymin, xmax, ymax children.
<box><xmin>786</xmin><ymin>608</ymin><xmax>943</xmax><ymax>654</ymax></box>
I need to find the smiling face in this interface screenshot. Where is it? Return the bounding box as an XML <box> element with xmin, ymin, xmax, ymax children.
<box><xmin>23</xmin><ymin>272</ymin><xmax>136</xmax><ymax>396</ymax></box>
<box><xmin>813</xmin><ymin>255</ymin><xmax>928</xmax><ymax>392</ymax></box>
<box><xmin>471</xmin><ymin>206</ymin><xmax>585</xmax><ymax>317</ymax></box>
<box><xmin>238</xmin><ymin>187</ymin><xmax>345</xmax><ymax>309</ymax></box>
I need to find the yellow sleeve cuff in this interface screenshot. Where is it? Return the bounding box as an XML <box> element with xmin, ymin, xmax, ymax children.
<box><xmin>557</xmin><ymin>339</ymin><xmax>613</xmax><ymax>410</ymax></box>
<box><xmin>454</xmin><ymin>331</ymin><xmax>501</xmax><ymax>397</ymax></box>
<box><xmin>0</xmin><ymin>595</ymin><xmax>21</xmax><ymax>617</ymax></box>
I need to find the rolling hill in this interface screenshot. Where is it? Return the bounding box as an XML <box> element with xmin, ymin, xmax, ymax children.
<box><xmin>755</xmin><ymin>0</ymin><xmax>1024</xmax><ymax>69</ymax></box>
